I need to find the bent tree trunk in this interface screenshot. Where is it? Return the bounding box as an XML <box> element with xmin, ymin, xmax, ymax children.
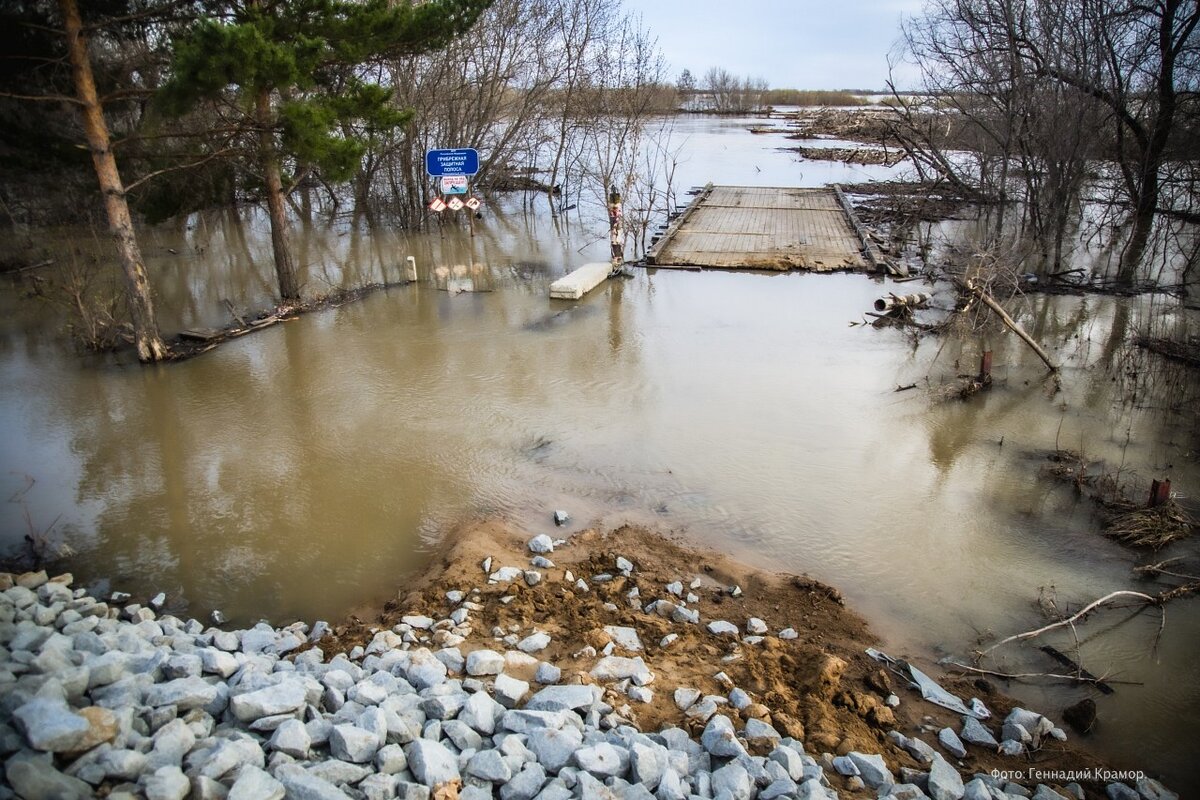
<box><xmin>255</xmin><ymin>87</ymin><xmax>300</xmax><ymax>301</ymax></box>
<box><xmin>59</xmin><ymin>0</ymin><xmax>167</xmax><ymax>362</ymax></box>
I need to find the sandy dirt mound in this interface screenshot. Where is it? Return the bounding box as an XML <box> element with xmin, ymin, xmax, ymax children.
<box><xmin>317</xmin><ymin>519</ymin><xmax>1119</xmax><ymax>797</ymax></box>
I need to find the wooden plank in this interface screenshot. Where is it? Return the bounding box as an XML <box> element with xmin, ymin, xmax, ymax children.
<box><xmin>833</xmin><ymin>184</ymin><xmax>905</xmax><ymax>276</ymax></box>
<box><xmin>646</xmin><ymin>184</ymin><xmax>713</xmax><ymax>265</ymax></box>
<box><xmin>549</xmin><ymin>262</ymin><xmax>611</xmax><ymax>300</ymax></box>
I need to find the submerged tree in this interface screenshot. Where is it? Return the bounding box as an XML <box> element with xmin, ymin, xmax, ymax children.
<box><xmin>0</xmin><ymin>0</ymin><xmax>173</xmax><ymax>361</ymax></box>
<box><xmin>894</xmin><ymin>0</ymin><xmax>1200</xmax><ymax>282</ymax></box>
<box><xmin>159</xmin><ymin>0</ymin><xmax>492</xmax><ymax>301</ymax></box>
<box><xmin>58</xmin><ymin>0</ymin><xmax>169</xmax><ymax>361</ymax></box>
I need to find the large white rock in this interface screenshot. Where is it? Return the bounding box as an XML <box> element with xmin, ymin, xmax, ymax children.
<box><xmin>405</xmin><ymin>649</ymin><xmax>447</xmax><ymax>689</ymax></box>
<box><xmin>229</xmin><ymin>681</ymin><xmax>306</xmax><ymax>723</ymax></box>
<box><xmin>517</xmin><ymin>632</ymin><xmax>551</xmax><ymax>653</ymax></box>
<box><xmin>603</xmin><ymin>625</ymin><xmax>642</xmax><ymax>651</ymax></box>
<box><xmin>499</xmin><ymin>709</ymin><xmax>571</xmax><ymax>734</ymax></box>
<box><xmin>12</xmin><ymin>697</ymin><xmax>90</xmax><ymax>752</ymax></box>
<box><xmin>706</xmin><ymin>620</ymin><xmax>739</xmax><ymax>637</ymax></box>
<box><xmin>526</xmin><ymin>726</ymin><xmax>583</xmax><ymax>773</ymax></box>
<box><xmin>5</xmin><ymin>750</ymin><xmax>92</xmax><ymax>799</ymax></box>
<box><xmin>466</xmin><ymin>749</ymin><xmax>512</xmax><ymax>783</ymax></box>
<box><xmin>527</xmin><ymin>535</ymin><xmax>555</xmax><ymax>554</ymax></box>
<box><xmin>275</xmin><ymin>764</ymin><xmax>352</xmax><ymax>800</ymax></box>
<box><xmin>574</xmin><ymin>742</ymin><xmax>626</xmax><ymax>777</ymax></box>
<box><xmin>85</xmin><ymin>651</ymin><xmax>131</xmax><ymax>689</ymax></box>
<box><xmin>228</xmin><ymin>765</ymin><xmax>285</xmax><ymax>800</ymax></box>
<box><xmin>466</xmin><ymin>649</ymin><xmax>505</xmax><ymax>676</ymax></box>
<box><xmin>846</xmin><ymin>751</ymin><xmax>894</xmax><ymax>790</ymax></box>
<box><xmin>927</xmin><ymin>753</ymin><xmax>965</xmax><ymax>800</ymax></box>
<box><xmin>406</xmin><ymin>738</ymin><xmax>461</xmax><ymax>787</ymax></box>
<box><xmin>330</xmin><ymin>724</ymin><xmax>381</xmax><ymax>763</ymax></box>
<box><xmin>144</xmin><ymin>677</ymin><xmax>219</xmax><ymax>710</ymax></box>
<box><xmin>701</xmin><ymin>714</ymin><xmax>748</xmax><ymax>759</ymax></box>
<box><xmin>526</xmin><ymin>684</ymin><xmax>600</xmax><ymax>712</ymax></box>
<box><xmin>268</xmin><ymin>718</ymin><xmax>311</xmax><ymax>758</ymax></box>
<box><xmin>459</xmin><ymin>690</ymin><xmax>504</xmax><ymax>734</ymax></box>
<box><xmin>143</xmin><ymin>765</ymin><xmax>190</xmax><ymax>800</ymax></box>
<box><xmin>198</xmin><ymin>648</ymin><xmax>239</xmax><ymax>679</ymax></box>
<box><xmin>590</xmin><ymin>656</ymin><xmax>653</xmax><ymax>685</ymax></box>
<box><xmin>489</xmin><ymin>567</ymin><xmax>524</xmax><ymax>583</ymax></box>
<box><xmin>493</xmin><ymin>673</ymin><xmax>529</xmax><ymax>708</ymax></box>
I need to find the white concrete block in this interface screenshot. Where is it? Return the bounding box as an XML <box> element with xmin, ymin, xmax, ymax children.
<box><xmin>549</xmin><ymin>262</ymin><xmax>611</xmax><ymax>300</ymax></box>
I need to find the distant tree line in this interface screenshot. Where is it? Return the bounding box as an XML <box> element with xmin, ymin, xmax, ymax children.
<box><xmin>891</xmin><ymin>0</ymin><xmax>1199</xmax><ymax>282</ymax></box>
<box><xmin>760</xmin><ymin>90</ymin><xmax>868</xmax><ymax>107</ymax></box>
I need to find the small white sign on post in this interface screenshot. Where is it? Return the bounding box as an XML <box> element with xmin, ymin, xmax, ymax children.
<box><xmin>428</xmin><ymin>197</ymin><xmax>447</xmax><ymax>212</ymax></box>
<box><xmin>446</xmin><ymin>197</ymin><xmax>465</xmax><ymax>211</ymax></box>
<box><xmin>464</xmin><ymin>197</ymin><xmax>481</xmax><ymax>210</ymax></box>
<box><xmin>440</xmin><ymin>175</ymin><xmax>468</xmax><ymax>195</ymax></box>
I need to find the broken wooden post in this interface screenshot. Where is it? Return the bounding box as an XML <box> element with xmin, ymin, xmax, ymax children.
<box><xmin>979</xmin><ymin>350</ymin><xmax>993</xmax><ymax>383</ymax></box>
<box><xmin>966</xmin><ymin>280</ymin><xmax>1058</xmax><ymax>373</ymax></box>
<box><xmin>1148</xmin><ymin>478</ymin><xmax>1172</xmax><ymax>508</ymax></box>
<box><xmin>608</xmin><ymin>187</ymin><xmax>624</xmax><ymax>272</ymax></box>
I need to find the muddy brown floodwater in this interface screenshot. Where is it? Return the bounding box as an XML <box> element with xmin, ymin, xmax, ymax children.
<box><xmin>1</xmin><ymin>113</ymin><xmax>1198</xmax><ymax>791</ymax></box>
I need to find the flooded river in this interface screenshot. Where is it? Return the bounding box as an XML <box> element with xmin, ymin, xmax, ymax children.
<box><xmin>2</xmin><ymin>114</ymin><xmax>1198</xmax><ymax>789</ymax></box>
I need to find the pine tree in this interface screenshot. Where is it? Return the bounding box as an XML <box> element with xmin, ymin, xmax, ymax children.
<box><xmin>0</xmin><ymin>0</ymin><xmax>172</xmax><ymax>362</ymax></box>
<box><xmin>160</xmin><ymin>0</ymin><xmax>492</xmax><ymax>301</ymax></box>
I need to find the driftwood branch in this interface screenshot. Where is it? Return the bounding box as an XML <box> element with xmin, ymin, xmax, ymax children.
<box><xmin>979</xmin><ymin>590</ymin><xmax>1160</xmax><ymax>658</ymax></box>
<box><xmin>966</xmin><ymin>279</ymin><xmax>1058</xmax><ymax>373</ymax></box>
<box><xmin>1134</xmin><ymin>559</ymin><xmax>1200</xmax><ymax>583</ymax></box>
<box><xmin>978</xmin><ymin>581</ymin><xmax>1200</xmax><ymax>663</ymax></box>
<box><xmin>945</xmin><ymin>661</ymin><xmax>1141</xmax><ymax>688</ymax></box>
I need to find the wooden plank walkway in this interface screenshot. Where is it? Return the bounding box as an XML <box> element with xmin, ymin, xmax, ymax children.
<box><xmin>646</xmin><ymin>185</ymin><xmax>873</xmax><ymax>272</ymax></box>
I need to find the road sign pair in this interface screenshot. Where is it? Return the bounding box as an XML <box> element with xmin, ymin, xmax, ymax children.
<box><xmin>428</xmin><ymin>196</ymin><xmax>482</xmax><ymax>213</ymax></box>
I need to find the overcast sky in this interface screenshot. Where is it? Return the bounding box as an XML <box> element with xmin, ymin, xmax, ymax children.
<box><xmin>621</xmin><ymin>0</ymin><xmax>926</xmax><ymax>91</ymax></box>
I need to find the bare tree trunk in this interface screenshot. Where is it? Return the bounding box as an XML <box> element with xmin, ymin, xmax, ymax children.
<box><xmin>255</xmin><ymin>86</ymin><xmax>300</xmax><ymax>301</ymax></box>
<box><xmin>1118</xmin><ymin>0</ymin><xmax>1191</xmax><ymax>281</ymax></box>
<box><xmin>59</xmin><ymin>0</ymin><xmax>167</xmax><ymax>362</ymax></box>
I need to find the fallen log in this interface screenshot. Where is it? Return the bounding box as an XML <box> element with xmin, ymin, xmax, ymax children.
<box><xmin>966</xmin><ymin>280</ymin><xmax>1058</xmax><ymax>373</ymax></box>
<box><xmin>1039</xmin><ymin>645</ymin><xmax>1114</xmax><ymax>694</ymax></box>
<box><xmin>874</xmin><ymin>292</ymin><xmax>931</xmax><ymax>313</ymax></box>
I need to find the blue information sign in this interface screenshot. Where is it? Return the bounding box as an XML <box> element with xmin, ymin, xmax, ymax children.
<box><xmin>425</xmin><ymin>148</ymin><xmax>479</xmax><ymax>177</ymax></box>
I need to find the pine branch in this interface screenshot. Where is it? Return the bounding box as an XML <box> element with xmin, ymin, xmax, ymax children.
<box><xmin>123</xmin><ymin>148</ymin><xmax>237</xmax><ymax>192</ymax></box>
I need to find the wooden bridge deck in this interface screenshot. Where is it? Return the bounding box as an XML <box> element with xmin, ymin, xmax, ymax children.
<box><xmin>646</xmin><ymin>185</ymin><xmax>874</xmax><ymax>272</ymax></box>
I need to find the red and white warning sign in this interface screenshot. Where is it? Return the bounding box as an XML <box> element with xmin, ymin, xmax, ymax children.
<box><xmin>428</xmin><ymin>197</ymin><xmax>447</xmax><ymax>212</ymax></box>
<box><xmin>464</xmin><ymin>197</ymin><xmax>481</xmax><ymax>210</ymax></box>
<box><xmin>446</xmin><ymin>197</ymin><xmax>464</xmax><ymax>211</ymax></box>
<box><xmin>440</xmin><ymin>175</ymin><xmax>468</xmax><ymax>195</ymax></box>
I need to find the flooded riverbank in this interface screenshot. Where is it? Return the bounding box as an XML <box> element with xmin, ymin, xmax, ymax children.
<box><xmin>2</xmin><ymin>114</ymin><xmax>1198</xmax><ymax>790</ymax></box>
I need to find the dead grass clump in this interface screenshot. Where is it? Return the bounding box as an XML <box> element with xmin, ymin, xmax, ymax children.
<box><xmin>1036</xmin><ymin>449</ymin><xmax>1196</xmax><ymax>549</ymax></box>
<box><xmin>928</xmin><ymin>376</ymin><xmax>989</xmax><ymax>402</ymax></box>
<box><xmin>1102</xmin><ymin>499</ymin><xmax>1197</xmax><ymax>550</ymax></box>
<box><xmin>1039</xmin><ymin>449</ymin><xmax>1107</xmax><ymax>490</ymax></box>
